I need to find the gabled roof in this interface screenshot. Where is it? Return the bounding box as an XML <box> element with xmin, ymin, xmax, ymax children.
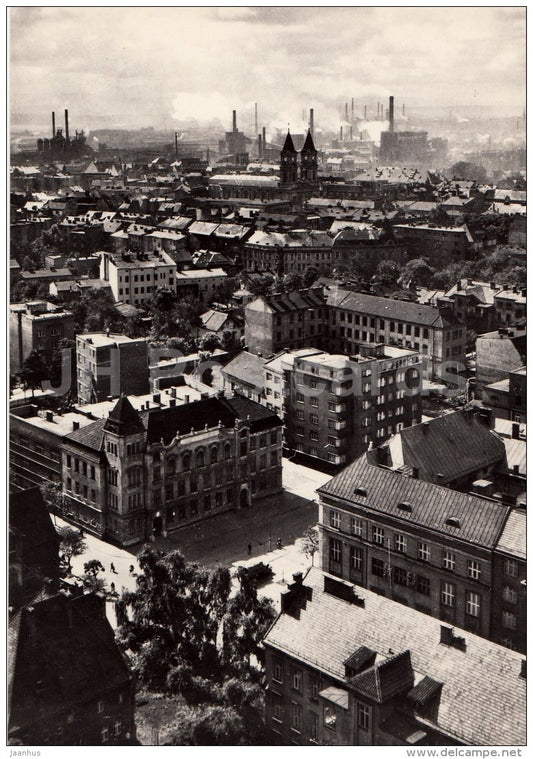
<box><xmin>496</xmin><ymin>509</ymin><xmax>526</xmax><ymax>560</ymax></box>
<box><xmin>222</xmin><ymin>350</ymin><xmax>266</xmax><ymax>390</ymax></box>
<box><xmin>263</xmin><ymin>567</ymin><xmax>526</xmax><ymax>746</ymax></box>
<box><xmin>64</xmin><ymin>418</ymin><xmax>107</xmax><ymax>452</ymax></box>
<box><xmin>103</xmin><ymin>395</ymin><xmax>145</xmax><ymax>436</ymax></box>
<box><xmin>281</xmin><ymin>131</ymin><xmax>297</xmax><ymax>154</ymax></box>
<box><xmin>318</xmin><ymin>454</ymin><xmax>510</xmax><ymax>549</ymax></box>
<box><xmin>301</xmin><ymin>130</ymin><xmax>317</xmax><ymax>153</ymax></box>
<box><xmin>349</xmin><ymin>650</ymin><xmax>414</xmax><ymax>702</ymax></box>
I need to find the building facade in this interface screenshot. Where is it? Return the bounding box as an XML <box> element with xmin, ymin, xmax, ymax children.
<box><xmin>10</xmin><ymin>301</ymin><xmax>75</xmax><ymax>373</ymax></box>
<box><xmin>76</xmin><ymin>333</ymin><xmax>149</xmax><ymax>405</ymax></box>
<box><xmin>99</xmin><ymin>250</ymin><xmax>177</xmax><ymax>306</ymax></box>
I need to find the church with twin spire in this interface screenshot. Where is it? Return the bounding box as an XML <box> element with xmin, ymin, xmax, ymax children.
<box><xmin>280</xmin><ymin>129</ymin><xmax>318</xmax><ymax>188</ymax></box>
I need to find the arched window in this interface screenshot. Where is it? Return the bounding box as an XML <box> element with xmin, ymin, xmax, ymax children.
<box><xmin>167</xmin><ymin>456</ymin><xmax>176</xmax><ymax>475</ymax></box>
<box><xmin>224</xmin><ymin>442</ymin><xmax>232</xmax><ymax>460</ymax></box>
<box><xmin>196</xmin><ymin>449</ymin><xmax>205</xmax><ymax>468</ymax></box>
<box><xmin>210</xmin><ymin>446</ymin><xmax>218</xmax><ymax>464</ymax></box>
<box><xmin>182</xmin><ymin>452</ymin><xmax>191</xmax><ymax>471</ymax></box>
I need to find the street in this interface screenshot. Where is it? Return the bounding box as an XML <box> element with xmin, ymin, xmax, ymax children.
<box><xmin>60</xmin><ymin>459</ymin><xmax>332</xmax><ymax>626</ymax></box>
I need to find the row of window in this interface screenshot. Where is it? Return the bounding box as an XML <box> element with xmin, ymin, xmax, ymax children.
<box><xmin>66</xmin><ymin>478</ymin><xmax>97</xmax><ymax>502</ymax></box>
<box><xmin>118</xmin><ymin>282</ymin><xmax>174</xmax><ymax>296</ymax></box>
<box><xmin>66</xmin><ymin>456</ymin><xmax>96</xmax><ymax>478</ymax></box>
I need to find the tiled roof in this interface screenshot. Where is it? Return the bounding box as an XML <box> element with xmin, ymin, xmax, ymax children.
<box><xmin>318</xmin><ymin>455</ymin><xmax>510</xmax><ymax>549</ymax></box>
<box><xmin>502</xmin><ymin>437</ymin><xmax>526</xmax><ymax>477</ymax></box>
<box><xmin>9</xmin><ymin>487</ymin><xmax>60</xmax><ymax>551</ymax></box>
<box><xmin>104</xmin><ymin>395</ymin><xmax>146</xmax><ymax>435</ymax></box>
<box><xmin>222</xmin><ymin>351</ymin><xmax>266</xmax><ymax>389</ymax></box>
<box><xmin>257</xmin><ymin>288</ymin><xmax>326</xmax><ymax>314</ymax></box>
<box><xmin>382</xmin><ymin>411</ymin><xmax>505</xmax><ymax>485</ymax></box>
<box><xmin>350</xmin><ymin>650</ymin><xmax>414</xmax><ymax>702</ymax></box>
<box><xmin>64</xmin><ymin>418</ymin><xmax>106</xmax><ymax>451</ymax></box>
<box><xmin>326</xmin><ymin>287</ymin><xmax>458</xmax><ymax>328</ymax></box>
<box><xmin>282</xmin><ymin>131</ymin><xmax>297</xmax><ymax>153</ymax></box>
<box><xmin>263</xmin><ymin>568</ymin><xmax>526</xmax><ymax>746</ymax></box>
<box><xmin>496</xmin><ymin>509</ymin><xmax>526</xmax><ymax>559</ymax></box>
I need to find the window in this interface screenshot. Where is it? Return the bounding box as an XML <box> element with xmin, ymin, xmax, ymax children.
<box><xmin>418</xmin><ymin>542</ymin><xmax>431</xmax><ymax>562</ymax></box>
<box><xmin>210</xmin><ymin>446</ymin><xmax>218</xmax><ymax>464</ymax></box>
<box><xmin>66</xmin><ymin>455</ymin><xmax>72</xmax><ymax>468</ymax></box>
<box><xmin>310</xmin><ymin>431</ymin><xmax>319</xmax><ymax>442</ymax></box>
<box><xmin>504</xmin><ymin>559</ymin><xmax>518</xmax><ymax>577</ymax></box>
<box><xmin>101</xmin><ymin>726</ymin><xmax>108</xmax><ymax>743</ymax></box>
<box><xmin>330</xmin><ymin>510</ymin><xmax>341</xmax><ymax>529</ymax></box>
<box><xmin>503</xmin><ymin>586</ymin><xmax>517</xmax><ymax>604</ymax></box>
<box><xmin>324</xmin><ymin>706</ymin><xmax>337</xmax><ymax>730</ymax></box>
<box><xmin>310</xmin><ymin>397</ymin><xmax>319</xmax><ymax>407</ymax></box>
<box><xmin>296</xmin><ymin>410</ymin><xmax>304</xmax><ymax>420</ymax></box>
<box><xmin>372</xmin><ymin>526</ymin><xmax>384</xmax><ymax>545</ymax></box>
<box><xmin>371</xmin><ymin>557</ymin><xmax>385</xmax><ymax>577</ymax></box>
<box><xmin>310</xmin><ymin>712</ymin><xmax>319</xmax><ymax>741</ymax></box>
<box><xmin>502</xmin><ymin>611</ymin><xmax>517</xmax><ymax>630</ymax></box>
<box><xmin>182</xmin><ymin>453</ymin><xmax>191</xmax><ymax>471</ymax></box>
<box><xmin>291</xmin><ymin>667</ymin><xmax>302</xmax><ymax>692</ymax></box>
<box><xmin>442</xmin><ymin>550</ymin><xmax>455</xmax><ymax>571</ymax></box>
<box><xmin>329</xmin><ymin>538</ymin><xmax>342</xmax><ymax>564</ymax></box>
<box><xmin>441</xmin><ymin>582</ymin><xmax>455</xmax><ymax>607</ymax></box>
<box><xmin>350</xmin><ymin>546</ymin><xmax>363</xmax><ymax>573</ymax></box>
<box><xmin>310</xmin><ymin>677</ymin><xmax>319</xmax><ymax>701</ymax></box>
<box><xmin>273</xmin><ymin>658</ymin><xmax>283</xmax><ymax>683</ymax></box>
<box><xmin>296</xmin><ymin>393</ymin><xmax>304</xmax><ymax>403</ymax></box>
<box><xmin>310</xmin><ymin>413</ymin><xmax>319</xmax><ymax>425</ymax></box>
<box><xmin>394</xmin><ymin>534</ymin><xmax>407</xmax><ymax>553</ymax></box>
<box><xmin>466</xmin><ymin>591</ymin><xmax>480</xmax><ymax>618</ymax></box>
<box><xmin>357</xmin><ymin>703</ymin><xmax>370</xmax><ymax>731</ymax></box>
<box><xmin>97</xmin><ymin>700</ymin><xmax>104</xmax><ymax>714</ymax></box>
<box><xmin>272</xmin><ymin>693</ymin><xmax>283</xmax><ymax>723</ymax></box>
<box><xmin>196</xmin><ymin>450</ymin><xmax>205</xmax><ymax>467</ymax></box>
<box><xmin>291</xmin><ymin>702</ymin><xmax>302</xmax><ymax>732</ymax></box>
<box><xmin>467</xmin><ymin>560</ymin><xmax>481</xmax><ymax>580</ymax></box>
<box><xmin>416</xmin><ymin>575</ymin><xmax>430</xmax><ymax>596</ymax></box>
<box><xmin>351</xmin><ymin>517</ymin><xmax>363</xmax><ymax>537</ymax></box>
<box><xmin>393</xmin><ymin>566</ymin><xmax>407</xmax><ymax>586</ymax></box>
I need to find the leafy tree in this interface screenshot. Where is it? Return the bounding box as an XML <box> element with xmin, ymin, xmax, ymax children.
<box><xmin>400</xmin><ymin>258</ymin><xmax>435</xmax><ymax>288</ymax></box>
<box><xmin>199</xmin><ymin>333</ymin><xmax>221</xmax><ymax>353</ymax></box>
<box><xmin>188</xmin><ymin>706</ymin><xmax>246</xmax><ymax>746</ymax></box>
<box><xmin>374</xmin><ymin>259</ymin><xmax>401</xmax><ymax>286</ymax></box>
<box><xmin>448</xmin><ymin>161</ymin><xmax>488</xmax><ymax>184</ymax></box>
<box><xmin>210</xmin><ymin>276</ymin><xmax>239</xmax><ymax>304</ymax></box>
<box><xmin>300</xmin><ymin>527</ymin><xmax>319</xmax><ymax>566</ymax></box>
<box><xmin>10</xmin><ymin>280</ymin><xmax>50</xmax><ymax>304</ymax></box>
<box><xmin>18</xmin><ymin>350</ymin><xmax>49</xmax><ymax>393</ymax></box>
<box><xmin>247</xmin><ymin>273</ymin><xmax>275</xmax><ymax>297</ymax></box>
<box><xmin>220</xmin><ymin>329</ymin><xmax>238</xmax><ymax>352</ymax></box>
<box><xmin>281</xmin><ymin>272</ymin><xmax>302</xmax><ymax>292</ymax></box>
<box><xmin>40</xmin><ymin>480</ymin><xmax>65</xmax><ymax>514</ymax></box>
<box><xmin>302</xmin><ymin>265</ymin><xmax>319</xmax><ymax>289</ymax></box>
<box><xmin>56</xmin><ymin>526</ymin><xmax>87</xmax><ymax>573</ymax></box>
<box><xmin>83</xmin><ymin>559</ymin><xmax>107</xmax><ymax>593</ymax></box>
<box><xmin>21</xmin><ymin>255</ymin><xmax>35</xmax><ymax>272</ymax></box>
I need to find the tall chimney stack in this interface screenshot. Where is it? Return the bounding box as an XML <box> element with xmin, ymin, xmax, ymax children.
<box><xmin>345</xmin><ymin>102</ymin><xmax>348</xmax><ymax>119</ymax></box>
<box><xmin>364</xmin><ymin>105</ymin><xmax>367</xmax><ymax>120</ymax></box>
<box><xmin>309</xmin><ymin>108</ymin><xmax>314</xmax><ymax>134</ymax></box>
<box><xmin>340</xmin><ymin>125</ymin><xmax>343</xmax><ymax>141</ymax></box>
<box><xmin>377</xmin><ymin>101</ymin><xmax>379</xmax><ymax>119</ymax></box>
<box><xmin>389</xmin><ymin>96</ymin><xmax>394</xmax><ymax>132</ymax></box>
<box><xmin>52</xmin><ymin>111</ymin><xmax>55</xmax><ymax>138</ymax></box>
<box><xmin>403</xmin><ymin>103</ymin><xmax>405</xmax><ymax>117</ymax></box>
<box><xmin>232</xmin><ymin>110</ymin><xmax>237</xmax><ymax>132</ymax></box>
<box><xmin>351</xmin><ymin>97</ymin><xmax>354</xmax><ymax>117</ymax></box>
<box><xmin>350</xmin><ymin>125</ymin><xmax>353</xmax><ymax>141</ymax></box>
<box><xmin>174</xmin><ymin>131</ymin><xmax>178</xmax><ymax>159</ymax></box>
<box><xmin>262</xmin><ymin>126</ymin><xmax>266</xmax><ymax>152</ymax></box>
<box><xmin>64</xmin><ymin>109</ymin><xmax>70</xmax><ymax>142</ymax></box>
<box><xmin>258</xmin><ymin>133</ymin><xmax>262</xmax><ymax>158</ymax></box>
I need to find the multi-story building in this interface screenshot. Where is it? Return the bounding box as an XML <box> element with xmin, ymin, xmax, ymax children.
<box><xmin>392</xmin><ymin>223</ymin><xmax>474</xmax><ymax>266</ymax></box>
<box><xmin>175</xmin><ymin>268</ymin><xmax>228</xmax><ymax>302</ymax></box>
<box><xmin>8</xmin><ymin>587</ymin><xmax>136</xmax><ymax>745</ymax></box>
<box><xmin>438</xmin><ymin>279</ymin><xmax>526</xmax><ymax>333</ymax></box>
<box><xmin>316</xmin><ymin>452</ymin><xmax>525</xmax><ymax>652</ymax></box>
<box><xmin>60</xmin><ymin>394</ymin><xmax>283</xmax><ymax>545</ymax></box>
<box><xmin>482</xmin><ymin>365</ymin><xmax>527</xmax><ymax>423</ymax></box>
<box><xmin>99</xmin><ymin>249</ymin><xmax>177</xmax><ymax>306</ymax></box>
<box><xmin>263</xmin><ymin>345</ymin><xmax>422</xmax><ymax>470</ymax></box>
<box><xmin>10</xmin><ymin>300</ymin><xmax>75</xmax><ymax>373</ymax></box>
<box><xmin>476</xmin><ymin>328</ymin><xmax>526</xmax><ymax>386</ymax></box>
<box><xmin>491</xmin><ymin>509</ymin><xmax>526</xmax><ymax>653</ymax></box>
<box><xmin>327</xmin><ymin>288</ymin><xmax>466</xmax><ymax>381</ymax></box>
<box><xmin>76</xmin><ymin>332</ymin><xmax>149</xmax><ymax>405</ymax></box>
<box><xmin>221</xmin><ymin>351</ymin><xmax>267</xmax><ymax>404</ymax></box>
<box><xmin>493</xmin><ymin>286</ymin><xmax>527</xmax><ymax>326</ymax></box>
<box><xmin>245</xmin><ymin>288</ymin><xmax>329</xmax><ymax>358</ymax></box>
<box><xmin>242</xmin><ymin>230</ymin><xmax>337</xmax><ymax>275</ymax></box>
<box><xmin>262</xmin><ymin>568</ymin><xmax>526</xmax><ymax>746</ymax></box>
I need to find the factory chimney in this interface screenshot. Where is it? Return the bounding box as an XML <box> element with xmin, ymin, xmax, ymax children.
<box><xmin>345</xmin><ymin>102</ymin><xmax>348</xmax><ymax>119</ymax></box>
<box><xmin>351</xmin><ymin>97</ymin><xmax>354</xmax><ymax>117</ymax></box>
<box><xmin>403</xmin><ymin>103</ymin><xmax>405</xmax><ymax>117</ymax></box>
<box><xmin>262</xmin><ymin>126</ymin><xmax>266</xmax><ymax>152</ymax></box>
<box><xmin>232</xmin><ymin>110</ymin><xmax>237</xmax><ymax>132</ymax></box>
<box><xmin>350</xmin><ymin>125</ymin><xmax>353</xmax><ymax>141</ymax></box>
<box><xmin>376</xmin><ymin>101</ymin><xmax>379</xmax><ymax>119</ymax></box>
<box><xmin>340</xmin><ymin>125</ymin><xmax>343</xmax><ymax>141</ymax></box>
<box><xmin>174</xmin><ymin>131</ymin><xmax>178</xmax><ymax>159</ymax></box>
<box><xmin>52</xmin><ymin>111</ymin><xmax>55</xmax><ymax>138</ymax></box>
<box><xmin>309</xmin><ymin>108</ymin><xmax>314</xmax><ymax>134</ymax></box>
<box><xmin>64</xmin><ymin>109</ymin><xmax>69</xmax><ymax>142</ymax></box>
<box><xmin>258</xmin><ymin>133</ymin><xmax>262</xmax><ymax>158</ymax></box>
<box><xmin>389</xmin><ymin>96</ymin><xmax>394</xmax><ymax>132</ymax></box>
<box><xmin>364</xmin><ymin>105</ymin><xmax>367</xmax><ymax>120</ymax></box>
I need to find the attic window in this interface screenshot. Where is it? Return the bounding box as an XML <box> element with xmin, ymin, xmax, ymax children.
<box><xmin>445</xmin><ymin>517</ymin><xmax>461</xmax><ymax>528</ymax></box>
<box><xmin>354</xmin><ymin>487</ymin><xmax>367</xmax><ymax>498</ymax></box>
<box><xmin>397</xmin><ymin>501</ymin><xmax>413</xmax><ymax>512</ymax></box>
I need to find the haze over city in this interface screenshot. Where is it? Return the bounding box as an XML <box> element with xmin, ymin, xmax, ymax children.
<box><xmin>10</xmin><ymin>6</ymin><xmax>526</xmax><ymax>132</ymax></box>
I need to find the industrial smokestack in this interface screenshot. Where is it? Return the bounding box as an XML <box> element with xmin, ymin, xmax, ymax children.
<box><xmin>310</xmin><ymin>108</ymin><xmax>314</xmax><ymax>134</ymax></box>
<box><xmin>52</xmin><ymin>111</ymin><xmax>55</xmax><ymax>138</ymax></box>
<box><xmin>389</xmin><ymin>96</ymin><xmax>394</xmax><ymax>132</ymax></box>
<box><xmin>262</xmin><ymin>126</ymin><xmax>266</xmax><ymax>151</ymax></box>
<box><xmin>381</xmin><ymin>103</ymin><xmax>385</xmax><ymax>120</ymax></box>
<box><xmin>403</xmin><ymin>103</ymin><xmax>405</xmax><ymax>117</ymax></box>
<box><xmin>364</xmin><ymin>105</ymin><xmax>367</xmax><ymax>120</ymax></box>
<box><xmin>64</xmin><ymin>109</ymin><xmax>69</xmax><ymax>142</ymax></box>
<box><xmin>232</xmin><ymin>110</ymin><xmax>237</xmax><ymax>132</ymax></box>
<box><xmin>350</xmin><ymin>125</ymin><xmax>353</xmax><ymax>141</ymax></box>
<box><xmin>174</xmin><ymin>131</ymin><xmax>178</xmax><ymax>159</ymax></box>
<box><xmin>377</xmin><ymin>101</ymin><xmax>379</xmax><ymax>119</ymax></box>
<box><xmin>351</xmin><ymin>98</ymin><xmax>354</xmax><ymax>117</ymax></box>
<box><xmin>340</xmin><ymin>125</ymin><xmax>343</xmax><ymax>141</ymax></box>
<box><xmin>345</xmin><ymin>102</ymin><xmax>348</xmax><ymax>119</ymax></box>
<box><xmin>258</xmin><ymin>133</ymin><xmax>262</xmax><ymax>158</ymax></box>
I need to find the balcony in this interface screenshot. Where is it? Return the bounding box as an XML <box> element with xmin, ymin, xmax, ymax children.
<box><xmin>332</xmin><ymin>419</ymin><xmax>347</xmax><ymax>431</ymax></box>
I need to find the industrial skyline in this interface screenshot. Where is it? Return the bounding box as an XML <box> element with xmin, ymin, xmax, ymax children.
<box><xmin>10</xmin><ymin>7</ymin><xmax>526</xmax><ymax>132</ymax></box>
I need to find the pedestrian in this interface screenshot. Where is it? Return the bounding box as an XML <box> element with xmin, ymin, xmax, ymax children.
<box><xmin>110</xmin><ymin>562</ymin><xmax>116</xmax><ymax>574</ymax></box>
<box><xmin>129</xmin><ymin>565</ymin><xmax>134</xmax><ymax>575</ymax></box>
<box><xmin>110</xmin><ymin>582</ymin><xmax>115</xmax><ymax>593</ymax></box>
<box><xmin>248</xmin><ymin>543</ymin><xmax>252</xmax><ymax>556</ymax></box>
<box><xmin>277</xmin><ymin>538</ymin><xmax>282</xmax><ymax>549</ymax></box>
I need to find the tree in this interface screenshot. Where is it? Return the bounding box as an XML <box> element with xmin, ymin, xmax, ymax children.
<box><xmin>83</xmin><ymin>558</ymin><xmax>107</xmax><ymax>593</ymax></box>
<box><xmin>220</xmin><ymin>329</ymin><xmax>238</xmax><ymax>352</ymax></box>
<box><xmin>302</xmin><ymin>265</ymin><xmax>319</xmax><ymax>289</ymax></box>
<box><xmin>281</xmin><ymin>272</ymin><xmax>302</xmax><ymax>293</ymax></box>
<box><xmin>374</xmin><ymin>259</ymin><xmax>401</xmax><ymax>286</ymax></box>
<box><xmin>40</xmin><ymin>480</ymin><xmax>65</xmax><ymax>514</ymax></box>
<box><xmin>56</xmin><ymin>526</ymin><xmax>87</xmax><ymax>573</ymax></box>
<box><xmin>400</xmin><ymin>258</ymin><xmax>435</xmax><ymax>288</ymax></box>
<box><xmin>247</xmin><ymin>274</ymin><xmax>275</xmax><ymax>297</ymax></box>
<box><xmin>21</xmin><ymin>255</ymin><xmax>35</xmax><ymax>272</ymax></box>
<box><xmin>18</xmin><ymin>350</ymin><xmax>49</xmax><ymax>394</ymax></box>
<box><xmin>300</xmin><ymin>527</ymin><xmax>319</xmax><ymax>566</ymax></box>
<box><xmin>448</xmin><ymin>161</ymin><xmax>488</xmax><ymax>184</ymax></box>
<box><xmin>199</xmin><ymin>333</ymin><xmax>221</xmax><ymax>354</ymax></box>
<box><xmin>189</xmin><ymin>706</ymin><xmax>246</xmax><ymax>746</ymax></box>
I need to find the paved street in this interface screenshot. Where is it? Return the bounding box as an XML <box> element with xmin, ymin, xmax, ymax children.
<box><xmin>59</xmin><ymin>459</ymin><xmax>332</xmax><ymax>626</ymax></box>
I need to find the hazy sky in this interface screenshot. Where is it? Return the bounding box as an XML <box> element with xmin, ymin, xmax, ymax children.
<box><xmin>10</xmin><ymin>6</ymin><xmax>526</xmax><ymax>132</ymax></box>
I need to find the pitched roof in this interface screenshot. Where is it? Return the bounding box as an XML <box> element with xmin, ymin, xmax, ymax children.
<box><xmin>496</xmin><ymin>509</ymin><xmax>526</xmax><ymax>560</ymax></box>
<box><xmin>380</xmin><ymin>411</ymin><xmax>506</xmax><ymax>485</ymax></box>
<box><xmin>222</xmin><ymin>350</ymin><xmax>266</xmax><ymax>390</ymax></box>
<box><xmin>349</xmin><ymin>650</ymin><xmax>414</xmax><ymax>702</ymax></box>
<box><xmin>9</xmin><ymin>488</ymin><xmax>59</xmax><ymax>550</ymax></box>
<box><xmin>326</xmin><ymin>287</ymin><xmax>459</xmax><ymax>328</ymax></box>
<box><xmin>301</xmin><ymin>130</ymin><xmax>316</xmax><ymax>153</ymax></box>
<box><xmin>103</xmin><ymin>395</ymin><xmax>145</xmax><ymax>435</ymax></box>
<box><xmin>281</xmin><ymin>131</ymin><xmax>297</xmax><ymax>154</ymax></box>
<box><xmin>64</xmin><ymin>418</ymin><xmax>107</xmax><ymax>451</ymax></box>
<box><xmin>263</xmin><ymin>568</ymin><xmax>526</xmax><ymax>746</ymax></box>
<box><xmin>318</xmin><ymin>455</ymin><xmax>510</xmax><ymax>549</ymax></box>
<box><xmin>253</xmin><ymin>287</ymin><xmax>326</xmax><ymax>314</ymax></box>
<box><xmin>9</xmin><ymin>592</ymin><xmax>131</xmax><ymax>733</ymax></box>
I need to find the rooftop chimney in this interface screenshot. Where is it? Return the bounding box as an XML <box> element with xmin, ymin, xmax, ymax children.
<box><xmin>64</xmin><ymin>109</ymin><xmax>70</xmax><ymax>142</ymax></box>
<box><xmin>520</xmin><ymin>660</ymin><xmax>526</xmax><ymax>679</ymax></box>
<box><xmin>232</xmin><ymin>110</ymin><xmax>237</xmax><ymax>132</ymax></box>
<box><xmin>512</xmin><ymin>422</ymin><xmax>520</xmax><ymax>440</ymax></box>
<box><xmin>45</xmin><ymin>411</ymin><xmax>53</xmax><ymax>423</ymax></box>
<box><xmin>389</xmin><ymin>96</ymin><xmax>394</xmax><ymax>132</ymax></box>
<box><xmin>72</xmin><ymin>420</ymin><xmax>80</xmax><ymax>431</ymax></box>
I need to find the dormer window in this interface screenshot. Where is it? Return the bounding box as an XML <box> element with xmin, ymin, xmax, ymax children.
<box><xmin>445</xmin><ymin>517</ymin><xmax>461</xmax><ymax>528</ymax></box>
<box><xmin>354</xmin><ymin>487</ymin><xmax>367</xmax><ymax>498</ymax></box>
<box><xmin>397</xmin><ymin>501</ymin><xmax>413</xmax><ymax>513</ymax></box>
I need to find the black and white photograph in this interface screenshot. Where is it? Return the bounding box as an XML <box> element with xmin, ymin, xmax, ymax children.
<box><xmin>7</xmin><ymin>5</ymin><xmax>526</xmax><ymax>750</ymax></box>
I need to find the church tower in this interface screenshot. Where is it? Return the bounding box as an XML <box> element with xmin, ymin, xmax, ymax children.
<box><xmin>280</xmin><ymin>130</ymin><xmax>298</xmax><ymax>186</ymax></box>
<box><xmin>300</xmin><ymin>129</ymin><xmax>318</xmax><ymax>185</ymax></box>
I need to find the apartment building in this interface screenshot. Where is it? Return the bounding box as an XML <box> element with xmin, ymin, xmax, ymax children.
<box><xmin>316</xmin><ymin>452</ymin><xmax>525</xmax><ymax>652</ymax></box>
<box><xmin>60</xmin><ymin>394</ymin><xmax>283</xmax><ymax>545</ymax></box>
<box><xmin>392</xmin><ymin>223</ymin><xmax>474</xmax><ymax>265</ymax></box>
<box><xmin>245</xmin><ymin>288</ymin><xmax>329</xmax><ymax>358</ymax></box>
<box><xmin>327</xmin><ymin>288</ymin><xmax>467</xmax><ymax>380</ymax></box>
<box><xmin>263</xmin><ymin>345</ymin><xmax>422</xmax><ymax>469</ymax></box>
<box><xmin>76</xmin><ymin>332</ymin><xmax>149</xmax><ymax>405</ymax></box>
<box><xmin>262</xmin><ymin>568</ymin><xmax>526</xmax><ymax>746</ymax></box>
<box><xmin>242</xmin><ymin>230</ymin><xmax>338</xmax><ymax>275</ymax></box>
<box><xmin>10</xmin><ymin>300</ymin><xmax>75</xmax><ymax>373</ymax></box>
<box><xmin>99</xmin><ymin>249</ymin><xmax>177</xmax><ymax>306</ymax></box>
<box><xmin>175</xmin><ymin>268</ymin><xmax>228</xmax><ymax>302</ymax></box>
<box><xmin>476</xmin><ymin>328</ymin><xmax>526</xmax><ymax>386</ymax></box>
